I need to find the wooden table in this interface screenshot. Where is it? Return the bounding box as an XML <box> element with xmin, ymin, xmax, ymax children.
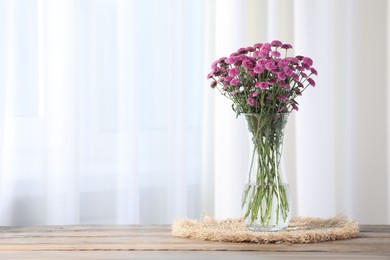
<box><xmin>0</xmin><ymin>225</ymin><xmax>388</xmax><ymax>259</ymax></box>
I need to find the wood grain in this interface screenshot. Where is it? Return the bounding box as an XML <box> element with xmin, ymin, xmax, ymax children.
<box><xmin>0</xmin><ymin>225</ymin><xmax>388</xmax><ymax>259</ymax></box>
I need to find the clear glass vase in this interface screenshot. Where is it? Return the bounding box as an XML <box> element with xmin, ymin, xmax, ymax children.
<box><xmin>242</xmin><ymin>113</ymin><xmax>291</xmax><ymax>232</ymax></box>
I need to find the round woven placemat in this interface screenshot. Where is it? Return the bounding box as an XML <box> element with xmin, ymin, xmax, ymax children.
<box><xmin>171</xmin><ymin>215</ymin><xmax>359</xmax><ymax>244</ymax></box>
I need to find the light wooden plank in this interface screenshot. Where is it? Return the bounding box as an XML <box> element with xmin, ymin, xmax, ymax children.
<box><xmin>0</xmin><ymin>225</ymin><xmax>388</xmax><ymax>256</ymax></box>
<box><xmin>0</xmin><ymin>251</ymin><xmax>388</xmax><ymax>260</ymax></box>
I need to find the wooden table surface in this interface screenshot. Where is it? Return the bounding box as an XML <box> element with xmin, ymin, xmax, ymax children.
<box><xmin>0</xmin><ymin>224</ymin><xmax>388</xmax><ymax>259</ymax></box>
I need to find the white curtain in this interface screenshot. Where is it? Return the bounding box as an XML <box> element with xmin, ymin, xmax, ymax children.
<box><xmin>0</xmin><ymin>0</ymin><xmax>205</xmax><ymax>225</ymax></box>
<box><xmin>0</xmin><ymin>0</ymin><xmax>389</xmax><ymax>226</ymax></box>
<box><xmin>211</xmin><ymin>0</ymin><xmax>390</xmax><ymax>225</ymax></box>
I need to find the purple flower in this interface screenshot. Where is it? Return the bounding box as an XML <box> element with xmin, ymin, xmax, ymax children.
<box><xmin>223</xmin><ymin>76</ymin><xmax>232</xmax><ymax>83</ymax></box>
<box><xmin>259</xmin><ymin>51</ymin><xmax>269</xmax><ymax>58</ymax></box>
<box><xmin>253</xmin><ymin>65</ymin><xmax>264</xmax><ymax>74</ymax></box>
<box><xmin>277</xmin><ymin>95</ymin><xmax>289</xmax><ymax>102</ymax></box>
<box><xmin>277</xmin><ymin>72</ymin><xmax>286</xmax><ymax>81</ymax></box>
<box><xmin>292</xmin><ymin>73</ymin><xmax>300</xmax><ymax>81</ymax></box>
<box><xmin>283</xmin><ymin>66</ymin><xmax>293</xmax><ymax>76</ymax></box>
<box><xmin>237</xmin><ymin>47</ymin><xmax>247</xmax><ymax>54</ymax></box>
<box><xmin>260</xmin><ymin>43</ymin><xmax>271</xmax><ymax>51</ymax></box>
<box><xmin>296</xmin><ymin>55</ymin><xmax>304</xmax><ymax>60</ymax></box>
<box><xmin>280</xmin><ymin>81</ymin><xmax>290</xmax><ymax>89</ymax></box>
<box><xmin>307</xmin><ymin>78</ymin><xmax>316</xmax><ymax>87</ymax></box>
<box><xmin>225</xmin><ymin>56</ymin><xmax>238</xmax><ymax>65</ymax></box>
<box><xmin>277</xmin><ymin>60</ymin><xmax>288</xmax><ymax>68</ymax></box>
<box><xmin>228</xmin><ymin>67</ymin><xmax>240</xmax><ymax>77</ymax></box>
<box><xmin>291</xmin><ymin>103</ymin><xmax>299</xmax><ymax>111</ymax></box>
<box><xmin>211</xmin><ymin>60</ymin><xmax>219</xmax><ymax>69</ymax></box>
<box><xmin>287</xmin><ymin>57</ymin><xmax>299</xmax><ymax>64</ymax></box>
<box><xmin>253</xmin><ymin>43</ymin><xmax>263</xmax><ymax>49</ymax></box>
<box><xmin>242</xmin><ymin>59</ymin><xmax>255</xmax><ymax>69</ymax></box>
<box><xmin>265</xmin><ymin>61</ymin><xmax>276</xmax><ymax>71</ymax></box>
<box><xmin>247</xmin><ymin>97</ymin><xmax>256</xmax><ymax>106</ymax></box>
<box><xmin>271</xmin><ymin>51</ymin><xmax>281</xmax><ymax>58</ymax></box>
<box><xmin>281</xmin><ymin>44</ymin><xmax>293</xmax><ymax>49</ymax></box>
<box><xmin>271</xmin><ymin>40</ymin><xmax>282</xmax><ymax>47</ymax></box>
<box><xmin>300</xmin><ymin>72</ymin><xmax>308</xmax><ymax>78</ymax></box>
<box><xmin>207</xmin><ymin>69</ymin><xmax>215</xmax><ymax>79</ymax></box>
<box><xmin>256</xmin><ymin>82</ymin><xmax>269</xmax><ymax>89</ymax></box>
<box><xmin>218</xmin><ymin>57</ymin><xmax>227</xmax><ymax>63</ymax></box>
<box><xmin>310</xmin><ymin>67</ymin><xmax>318</xmax><ymax>76</ymax></box>
<box><xmin>302</xmin><ymin>57</ymin><xmax>313</xmax><ymax>66</ymax></box>
<box><xmin>302</xmin><ymin>63</ymin><xmax>311</xmax><ymax>70</ymax></box>
<box><xmin>230</xmin><ymin>78</ymin><xmax>240</xmax><ymax>86</ymax></box>
<box><xmin>268</xmin><ymin>78</ymin><xmax>277</xmax><ymax>84</ymax></box>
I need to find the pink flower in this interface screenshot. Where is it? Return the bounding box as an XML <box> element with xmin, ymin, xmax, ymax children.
<box><xmin>223</xmin><ymin>76</ymin><xmax>232</xmax><ymax>83</ymax></box>
<box><xmin>310</xmin><ymin>67</ymin><xmax>318</xmax><ymax>76</ymax></box>
<box><xmin>300</xmin><ymin>72</ymin><xmax>308</xmax><ymax>78</ymax></box>
<box><xmin>247</xmin><ymin>97</ymin><xmax>256</xmax><ymax>106</ymax></box>
<box><xmin>280</xmin><ymin>81</ymin><xmax>290</xmax><ymax>89</ymax></box>
<box><xmin>292</xmin><ymin>73</ymin><xmax>299</xmax><ymax>81</ymax></box>
<box><xmin>291</xmin><ymin>103</ymin><xmax>299</xmax><ymax>111</ymax></box>
<box><xmin>207</xmin><ymin>69</ymin><xmax>215</xmax><ymax>79</ymax></box>
<box><xmin>271</xmin><ymin>40</ymin><xmax>282</xmax><ymax>47</ymax></box>
<box><xmin>281</xmin><ymin>44</ymin><xmax>293</xmax><ymax>49</ymax></box>
<box><xmin>253</xmin><ymin>65</ymin><xmax>264</xmax><ymax>74</ymax></box>
<box><xmin>237</xmin><ymin>47</ymin><xmax>247</xmax><ymax>54</ymax></box>
<box><xmin>248</xmin><ymin>70</ymin><xmax>255</xmax><ymax>76</ymax></box>
<box><xmin>271</xmin><ymin>51</ymin><xmax>281</xmax><ymax>57</ymax></box>
<box><xmin>225</xmin><ymin>56</ymin><xmax>238</xmax><ymax>65</ymax></box>
<box><xmin>283</xmin><ymin>67</ymin><xmax>293</xmax><ymax>76</ymax></box>
<box><xmin>256</xmin><ymin>82</ymin><xmax>269</xmax><ymax>89</ymax></box>
<box><xmin>302</xmin><ymin>57</ymin><xmax>313</xmax><ymax>66</ymax></box>
<box><xmin>260</xmin><ymin>43</ymin><xmax>271</xmax><ymax>51</ymax></box>
<box><xmin>307</xmin><ymin>78</ymin><xmax>316</xmax><ymax>87</ymax></box>
<box><xmin>277</xmin><ymin>60</ymin><xmax>288</xmax><ymax>68</ymax></box>
<box><xmin>252</xmin><ymin>91</ymin><xmax>259</xmax><ymax>97</ymax></box>
<box><xmin>277</xmin><ymin>72</ymin><xmax>286</xmax><ymax>81</ymax></box>
<box><xmin>242</xmin><ymin>59</ymin><xmax>255</xmax><ymax>69</ymax></box>
<box><xmin>265</xmin><ymin>61</ymin><xmax>276</xmax><ymax>71</ymax></box>
<box><xmin>211</xmin><ymin>60</ymin><xmax>219</xmax><ymax>69</ymax></box>
<box><xmin>228</xmin><ymin>67</ymin><xmax>240</xmax><ymax>77</ymax></box>
<box><xmin>259</xmin><ymin>51</ymin><xmax>269</xmax><ymax>58</ymax></box>
<box><xmin>277</xmin><ymin>95</ymin><xmax>289</xmax><ymax>102</ymax></box>
<box><xmin>253</xmin><ymin>43</ymin><xmax>263</xmax><ymax>49</ymax></box>
<box><xmin>230</xmin><ymin>78</ymin><xmax>240</xmax><ymax>86</ymax></box>
<box><xmin>246</xmin><ymin>46</ymin><xmax>255</xmax><ymax>52</ymax></box>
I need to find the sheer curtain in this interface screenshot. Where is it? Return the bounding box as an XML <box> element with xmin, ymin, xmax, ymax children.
<box><xmin>1</xmin><ymin>0</ymin><xmax>389</xmax><ymax>226</ymax></box>
<box><xmin>210</xmin><ymin>0</ymin><xmax>390</xmax><ymax>224</ymax></box>
<box><xmin>0</xmin><ymin>0</ymin><xmax>205</xmax><ymax>225</ymax></box>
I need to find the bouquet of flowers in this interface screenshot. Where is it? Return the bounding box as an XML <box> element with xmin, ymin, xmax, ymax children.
<box><xmin>207</xmin><ymin>40</ymin><xmax>317</xmax><ymax>116</ymax></box>
<box><xmin>207</xmin><ymin>40</ymin><xmax>317</xmax><ymax>231</ymax></box>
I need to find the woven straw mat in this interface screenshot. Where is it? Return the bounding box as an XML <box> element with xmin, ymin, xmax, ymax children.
<box><xmin>171</xmin><ymin>215</ymin><xmax>359</xmax><ymax>244</ymax></box>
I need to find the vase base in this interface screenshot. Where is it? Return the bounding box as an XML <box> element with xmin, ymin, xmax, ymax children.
<box><xmin>246</xmin><ymin>224</ymin><xmax>288</xmax><ymax>232</ymax></box>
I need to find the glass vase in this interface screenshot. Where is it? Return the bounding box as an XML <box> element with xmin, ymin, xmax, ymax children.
<box><xmin>242</xmin><ymin>113</ymin><xmax>291</xmax><ymax>232</ymax></box>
